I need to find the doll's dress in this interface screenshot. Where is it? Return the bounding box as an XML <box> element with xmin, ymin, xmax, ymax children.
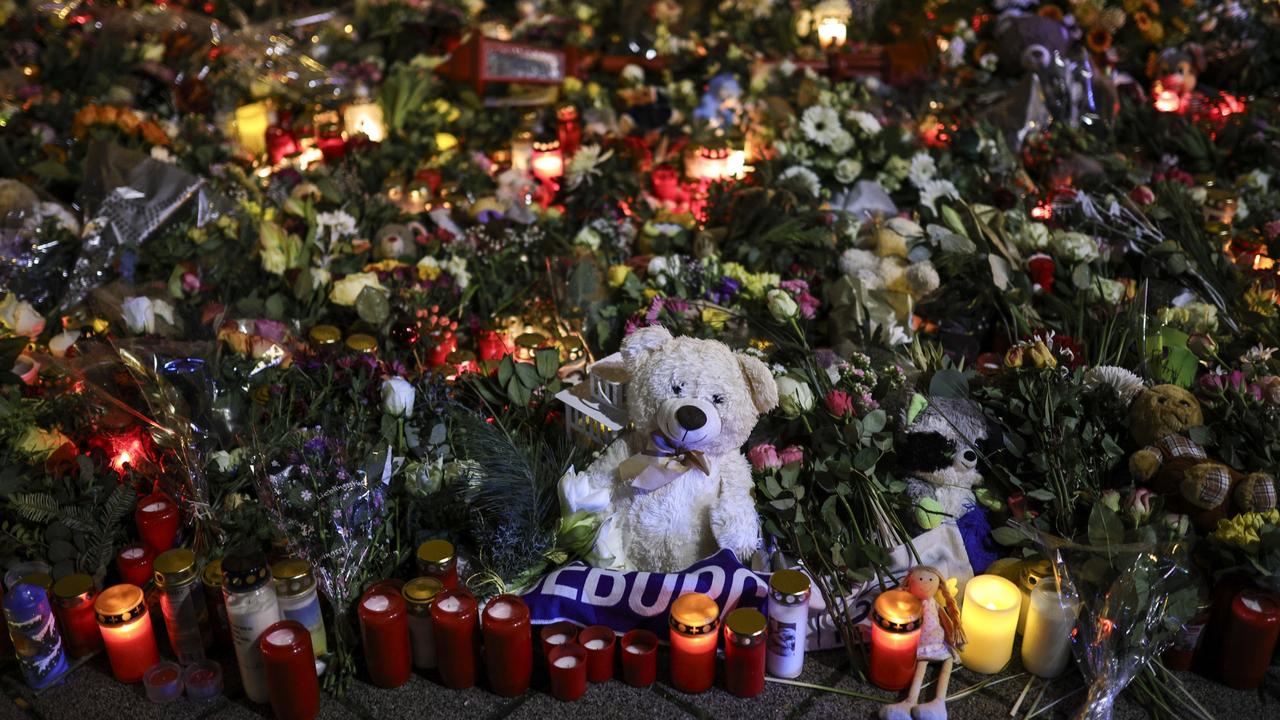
<box><xmin>916</xmin><ymin>596</ymin><xmax>958</xmax><ymax>662</ymax></box>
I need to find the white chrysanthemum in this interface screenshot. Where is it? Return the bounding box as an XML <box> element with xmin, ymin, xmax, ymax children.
<box><xmin>565</xmin><ymin>144</ymin><xmax>611</xmax><ymax>190</ymax></box>
<box><xmin>908</xmin><ymin>152</ymin><xmax>938</xmax><ymax>188</ymax></box>
<box><xmin>799</xmin><ymin>105</ymin><xmax>844</xmax><ymax>148</ymax></box>
<box><xmin>316</xmin><ymin>210</ymin><xmax>357</xmax><ymax>240</ymax></box>
<box><xmin>1084</xmin><ymin>366</ymin><xmax>1145</xmax><ymax>404</ymax></box>
<box><xmin>917</xmin><ymin>178</ymin><xmax>959</xmax><ymax>213</ymax></box>
<box><xmin>847</xmin><ymin>110</ymin><xmax>882</xmax><ymax>136</ymax></box>
<box><xmin>778</xmin><ymin>166</ymin><xmax>822</xmax><ymax>198</ymax></box>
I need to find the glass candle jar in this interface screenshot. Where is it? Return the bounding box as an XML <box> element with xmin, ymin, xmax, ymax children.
<box><xmin>483</xmin><ymin>594</ymin><xmax>533</xmax><ymax>696</ymax></box>
<box><xmin>222</xmin><ymin>552</ymin><xmax>282</xmax><ymax>704</ymax></box>
<box><xmin>724</xmin><ymin>608</ymin><xmax>767</xmax><ymax>698</ymax></box>
<box><xmin>576</xmin><ymin>624</ymin><xmax>615</xmax><ymax>683</ymax></box>
<box><xmin>403</xmin><ymin>577</ymin><xmax>442</xmax><ymax>670</ymax></box>
<box><xmin>358</xmin><ymin>586</ymin><xmax>412</xmax><ymax>688</ymax></box>
<box><xmin>135</xmin><ymin>492</ymin><xmax>180</xmax><ymax>555</ymax></box>
<box><xmin>184</xmin><ymin>658</ymin><xmax>223</xmax><ymax>700</ymax></box>
<box><xmin>620</xmin><ymin>629</ymin><xmax>658</xmax><ymax>687</ymax></box>
<box><xmin>1220</xmin><ymin>589</ymin><xmax>1280</xmax><ymax>690</ymax></box>
<box><xmin>1016</xmin><ymin>558</ymin><xmax>1052</xmax><ymax>636</ymax></box>
<box><xmin>1021</xmin><ymin>580</ymin><xmax>1081</xmax><ymax>678</ymax></box>
<box><xmin>547</xmin><ymin>643</ymin><xmax>587</xmax><ymax>701</ymax></box>
<box><xmin>95</xmin><ymin>584</ymin><xmax>160</xmax><ymax>683</ymax></box>
<box><xmin>144</xmin><ymin>661</ymin><xmax>183</xmax><ymax>703</ymax></box>
<box><xmin>52</xmin><ymin>572</ymin><xmax>102</xmax><ymax>658</ymax></box>
<box><xmin>669</xmin><ymin>592</ymin><xmax>720</xmax><ymax>694</ymax></box>
<box><xmin>260</xmin><ymin>620</ymin><xmax>320</xmax><ymax>720</ymax></box>
<box><xmin>416</xmin><ymin>539</ymin><xmax>458</xmax><ymax>590</ymax></box>
<box><xmin>431</xmin><ymin>589</ymin><xmax>480</xmax><ymax>689</ymax></box>
<box><xmin>272</xmin><ymin>558</ymin><xmax>327</xmax><ymax>657</ymax></box>
<box><xmin>4</xmin><ymin>582</ymin><xmax>70</xmax><ymax>690</ymax></box>
<box><xmin>869</xmin><ymin>589</ymin><xmax>923</xmax><ymax>691</ymax></box>
<box><xmin>117</xmin><ymin>543</ymin><xmax>155</xmax><ymax>587</ymax></box>
<box><xmin>154</xmin><ymin>548</ymin><xmax>211</xmax><ymax>664</ymax></box>
<box><xmin>18</xmin><ymin>572</ymin><xmax>52</xmax><ymax>595</ymax></box>
<box><xmin>766</xmin><ymin>569</ymin><xmax>811</xmax><ymax>679</ymax></box>
<box><xmin>201</xmin><ymin>559</ymin><xmax>234</xmax><ymax>651</ymax></box>
<box><xmin>958</xmin><ymin>574</ymin><xmax>1021</xmax><ymax>674</ymax></box>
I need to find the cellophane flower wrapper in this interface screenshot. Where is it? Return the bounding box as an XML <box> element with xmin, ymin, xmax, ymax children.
<box><xmin>1035</xmin><ymin>529</ymin><xmax>1198</xmax><ymax>720</ymax></box>
<box><xmin>252</xmin><ymin>431</ymin><xmax>397</xmax><ymax>693</ymax></box>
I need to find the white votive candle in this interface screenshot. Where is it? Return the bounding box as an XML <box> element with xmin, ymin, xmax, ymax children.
<box><xmin>1021</xmin><ymin>581</ymin><xmax>1080</xmax><ymax>678</ymax></box>
<box><xmin>584</xmin><ymin>638</ymin><xmax>606</xmax><ymax>650</ymax></box>
<box><xmin>553</xmin><ymin>655</ymin><xmax>578</xmax><ymax>669</ymax></box>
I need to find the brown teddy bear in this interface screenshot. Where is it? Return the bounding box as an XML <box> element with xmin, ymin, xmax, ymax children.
<box><xmin>1128</xmin><ymin>384</ymin><xmax>1277</xmax><ymax>531</ymax></box>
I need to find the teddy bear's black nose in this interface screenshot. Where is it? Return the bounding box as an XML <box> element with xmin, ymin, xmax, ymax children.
<box><xmin>675</xmin><ymin>404</ymin><xmax>707</xmax><ymax>431</ymax></box>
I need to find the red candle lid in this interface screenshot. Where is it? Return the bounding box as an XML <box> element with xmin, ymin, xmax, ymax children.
<box><xmin>1233</xmin><ymin>590</ymin><xmax>1280</xmax><ymax>624</ymax></box>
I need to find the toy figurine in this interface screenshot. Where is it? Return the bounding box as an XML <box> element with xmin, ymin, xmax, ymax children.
<box><xmin>880</xmin><ymin>566</ymin><xmax>966</xmax><ymax>720</ymax></box>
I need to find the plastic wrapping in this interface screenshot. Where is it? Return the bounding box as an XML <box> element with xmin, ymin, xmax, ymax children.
<box><xmin>1033</xmin><ymin>528</ymin><xmax>1199</xmax><ymax>720</ymax></box>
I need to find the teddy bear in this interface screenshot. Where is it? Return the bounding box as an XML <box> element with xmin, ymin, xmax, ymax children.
<box><xmin>1128</xmin><ymin>384</ymin><xmax>1277</xmax><ymax>531</ymax></box>
<box><xmin>831</xmin><ymin>218</ymin><xmax>940</xmax><ymax>350</ymax></box>
<box><xmin>558</xmin><ymin>325</ymin><xmax>778</xmax><ymax>572</ymax></box>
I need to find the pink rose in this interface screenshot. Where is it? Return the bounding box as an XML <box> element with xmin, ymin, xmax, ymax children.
<box><xmin>181</xmin><ymin>272</ymin><xmax>201</xmax><ymax>294</ymax></box>
<box><xmin>748</xmin><ymin>444</ymin><xmax>781</xmax><ymax>471</ymax></box>
<box><xmin>778</xmin><ymin>446</ymin><xmax>804</xmax><ymax>466</ymax></box>
<box><xmin>825</xmin><ymin>389</ymin><xmax>855</xmax><ymax>418</ymax></box>
<box><xmin>1128</xmin><ymin>185</ymin><xmax>1156</xmax><ymax>206</ymax></box>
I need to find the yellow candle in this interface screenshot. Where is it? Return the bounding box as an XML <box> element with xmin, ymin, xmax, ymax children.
<box><xmin>958</xmin><ymin>575</ymin><xmax>1020</xmax><ymax>674</ymax></box>
<box><xmin>343</xmin><ymin>101</ymin><xmax>386</xmax><ymax>142</ymax></box>
<box><xmin>1020</xmin><ymin>581</ymin><xmax>1080</xmax><ymax>678</ymax></box>
<box><xmin>234</xmin><ymin>103</ymin><xmax>271</xmax><ymax>157</ymax></box>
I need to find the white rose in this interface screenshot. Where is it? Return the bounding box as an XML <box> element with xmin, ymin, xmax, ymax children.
<box><xmin>329</xmin><ymin>272</ymin><xmax>387</xmax><ymax>306</ymax></box>
<box><xmin>381</xmin><ymin>377</ymin><xmax>416</xmax><ymax>418</ymax></box>
<box><xmin>775</xmin><ymin>375</ymin><xmax>815</xmax><ymax>418</ymax></box>
<box><xmin>48</xmin><ymin>330</ymin><xmax>80</xmax><ymax>358</ymax></box>
<box><xmin>1051</xmin><ymin>231</ymin><xmax>1099</xmax><ymax>264</ymax></box>
<box><xmin>767</xmin><ymin>289</ymin><xmax>799</xmax><ymax>321</ymax></box>
<box><xmin>120</xmin><ymin>296</ymin><xmax>174</xmax><ymax>334</ymax></box>
<box><xmin>834</xmin><ymin>158</ymin><xmax>863</xmax><ymax>185</ymax></box>
<box><xmin>647</xmin><ymin>255</ymin><xmax>671</xmax><ymax>278</ymax></box>
<box><xmin>1090</xmin><ymin>278</ymin><xmax>1126</xmax><ymax>305</ymax></box>
<box><xmin>0</xmin><ymin>293</ymin><xmax>45</xmax><ymax>337</ymax></box>
<box><xmin>574</xmin><ymin>225</ymin><xmax>602</xmax><ymax>249</ymax></box>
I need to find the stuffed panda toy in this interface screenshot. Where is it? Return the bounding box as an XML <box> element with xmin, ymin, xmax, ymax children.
<box><xmin>899</xmin><ymin>396</ymin><xmax>999</xmax><ymax>573</ymax></box>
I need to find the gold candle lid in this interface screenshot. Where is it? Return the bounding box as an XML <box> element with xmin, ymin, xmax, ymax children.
<box><xmin>309</xmin><ymin>324</ymin><xmax>342</xmax><ymax>345</ymax></box>
<box><xmin>670</xmin><ymin>592</ymin><xmax>720</xmax><ymax>635</ymax></box>
<box><xmin>201</xmin><ymin>558</ymin><xmax>223</xmax><ymax>589</ymax></box>
<box><xmin>154</xmin><ymin>548</ymin><xmax>199</xmax><ymax>588</ymax></box>
<box><xmin>271</xmin><ymin>558</ymin><xmax>315</xmax><ymax>597</ymax></box>
<box><xmin>1019</xmin><ymin>559</ymin><xmax>1053</xmax><ymax>590</ymax></box>
<box><xmin>416</xmin><ymin>539</ymin><xmax>455</xmax><ymax>567</ymax></box>
<box><xmin>345</xmin><ymin>333</ymin><xmax>377</xmax><ymax>353</ymax></box>
<box><xmin>514</xmin><ymin>332</ymin><xmax>546</xmax><ymax>350</ymax></box>
<box><xmin>769</xmin><ymin>569</ymin><xmax>811</xmax><ymax>605</ymax></box>
<box><xmin>403</xmin><ymin>577</ymin><xmax>444</xmax><ymax>607</ymax></box>
<box><xmin>724</xmin><ymin>607</ymin><xmax>766</xmax><ymax>639</ymax></box>
<box><xmin>95</xmin><ymin>584</ymin><xmax>147</xmax><ymax>626</ymax></box>
<box><xmin>52</xmin><ymin>573</ymin><xmax>94</xmax><ymax>602</ymax></box>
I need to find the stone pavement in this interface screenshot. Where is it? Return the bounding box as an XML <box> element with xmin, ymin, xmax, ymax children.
<box><xmin>2</xmin><ymin>643</ymin><xmax>1276</xmax><ymax>720</ymax></box>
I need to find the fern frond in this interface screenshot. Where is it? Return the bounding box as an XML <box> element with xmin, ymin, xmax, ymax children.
<box><xmin>102</xmin><ymin>485</ymin><xmax>136</xmax><ymax>525</ymax></box>
<box><xmin>9</xmin><ymin>493</ymin><xmax>60</xmax><ymax>523</ymax></box>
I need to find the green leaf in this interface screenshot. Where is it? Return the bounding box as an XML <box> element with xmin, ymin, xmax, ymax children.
<box><xmin>513</xmin><ymin>362</ymin><xmax>541</xmax><ymax>390</ymax></box>
<box><xmin>355</xmin><ymin>286</ymin><xmax>391</xmax><ymax>326</ymax></box>
<box><xmin>535</xmin><ymin>348</ymin><xmax>560</xmax><ymax>381</ymax></box>
<box><xmin>497</xmin><ymin>357</ymin><xmax>515</xmax><ymax>388</ymax></box>
<box><xmin>31</xmin><ymin>160</ymin><xmax>72</xmax><ymax>181</ymax></box>
<box><xmin>940</xmin><ymin>205</ymin><xmax>968</xmax><ymax>239</ymax></box>
<box><xmin>991</xmin><ymin>527</ymin><xmax>1025</xmax><ymax>547</ymax></box>
<box><xmin>861</xmin><ymin>409</ymin><xmax>887</xmax><ymax>434</ymax></box>
<box><xmin>929</xmin><ymin>369</ymin><xmax>970</xmax><ymax>399</ymax></box>
<box><xmin>1087</xmin><ymin>502</ymin><xmax>1124</xmax><ymax>547</ymax></box>
<box><xmin>264</xmin><ymin>293</ymin><xmax>287</xmax><ymax>320</ymax></box>
<box><xmin>506</xmin><ymin>377</ymin><xmax>531</xmax><ymax>406</ymax></box>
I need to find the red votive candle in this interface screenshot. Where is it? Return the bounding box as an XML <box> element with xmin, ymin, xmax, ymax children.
<box><xmin>482</xmin><ymin>594</ymin><xmax>533</xmax><ymax>696</ymax></box>
<box><xmin>870</xmin><ymin>589</ymin><xmax>924</xmax><ymax>691</ymax></box>
<box><xmin>723</xmin><ymin>608</ymin><xmax>767</xmax><ymax>698</ymax></box>
<box><xmin>52</xmin><ymin>573</ymin><xmax>102</xmax><ymax>658</ymax></box>
<box><xmin>540</xmin><ymin>621</ymin><xmax>578</xmax><ymax>659</ymax></box>
<box><xmin>669</xmin><ymin>593</ymin><xmax>720</xmax><ymax>694</ymax></box>
<box><xmin>620</xmin><ymin>629</ymin><xmax>658</xmax><ymax>687</ymax></box>
<box><xmin>548</xmin><ymin>643</ymin><xmax>588</xmax><ymax>701</ymax></box>
<box><xmin>1220</xmin><ymin>589</ymin><xmax>1280</xmax><ymax>690</ymax></box>
<box><xmin>416</xmin><ymin>539</ymin><xmax>459</xmax><ymax>590</ymax></box>
<box><xmin>431</xmin><ymin>589</ymin><xmax>480</xmax><ymax>689</ymax></box>
<box><xmin>577</xmin><ymin>625</ymin><xmax>615</xmax><ymax>683</ymax></box>
<box><xmin>117</xmin><ymin>544</ymin><xmax>154</xmax><ymax>587</ymax></box>
<box><xmin>95</xmin><ymin>584</ymin><xmax>160</xmax><ymax>683</ymax></box>
<box><xmin>135</xmin><ymin>493</ymin><xmax>180</xmax><ymax>555</ymax></box>
<box><xmin>260</xmin><ymin>620</ymin><xmax>320</xmax><ymax>720</ymax></box>
<box><xmin>358</xmin><ymin>586</ymin><xmax>412</xmax><ymax>688</ymax></box>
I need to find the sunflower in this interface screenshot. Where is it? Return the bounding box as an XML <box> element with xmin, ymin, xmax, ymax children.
<box><xmin>1086</xmin><ymin>28</ymin><xmax>1113</xmax><ymax>54</ymax></box>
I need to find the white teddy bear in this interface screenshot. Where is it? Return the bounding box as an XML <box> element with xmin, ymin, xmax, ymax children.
<box><xmin>559</xmin><ymin>325</ymin><xmax>779</xmax><ymax>572</ymax></box>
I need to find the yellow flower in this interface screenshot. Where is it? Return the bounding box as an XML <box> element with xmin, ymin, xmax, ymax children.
<box><xmin>606</xmin><ymin>264</ymin><xmax>631</xmax><ymax>288</ymax></box>
<box><xmin>563</xmin><ymin>77</ymin><xmax>583</xmax><ymax>94</ymax></box>
<box><xmin>1028</xmin><ymin>341</ymin><xmax>1057</xmax><ymax>369</ymax></box>
<box><xmin>701</xmin><ymin>306</ymin><xmax>731</xmax><ymax>329</ymax></box>
<box><xmin>642</xmin><ymin>288</ymin><xmax>660</xmax><ymax>301</ymax></box>
<box><xmin>363</xmin><ymin>259</ymin><xmax>406</xmax><ymax>273</ymax></box>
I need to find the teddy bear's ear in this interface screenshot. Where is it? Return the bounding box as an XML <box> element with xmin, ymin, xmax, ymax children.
<box><xmin>738</xmin><ymin>354</ymin><xmax>778</xmax><ymax>415</ymax></box>
<box><xmin>621</xmin><ymin>325</ymin><xmax>673</xmax><ymax>370</ymax></box>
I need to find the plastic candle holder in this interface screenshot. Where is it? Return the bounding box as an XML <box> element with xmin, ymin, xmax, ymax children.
<box><xmin>1016</xmin><ymin>559</ymin><xmax>1052</xmax><ymax>636</ymax></box>
<box><xmin>200</xmin><ymin>559</ymin><xmax>233</xmax><ymax>651</ymax></box>
<box><xmin>183</xmin><ymin>659</ymin><xmax>223</xmax><ymax>700</ymax></box>
<box><xmin>117</xmin><ymin>544</ymin><xmax>155</xmax><ymax>588</ymax></box>
<box><xmin>540</xmin><ymin>620</ymin><xmax>579</xmax><ymax>659</ymax></box>
<box><xmin>958</xmin><ymin>575</ymin><xmax>1021</xmax><ymax>674</ymax></box>
<box><xmin>4</xmin><ymin>582</ymin><xmax>70</xmax><ymax>690</ymax></box>
<box><xmin>870</xmin><ymin>589</ymin><xmax>924</xmax><ymax>690</ymax></box>
<box><xmin>3</xmin><ymin>560</ymin><xmax>51</xmax><ymax>590</ymax></box>
<box><xmin>548</xmin><ymin>643</ymin><xmax>588</xmax><ymax>702</ymax></box>
<box><xmin>669</xmin><ymin>592</ymin><xmax>720</xmax><ymax>694</ymax></box>
<box><xmin>135</xmin><ymin>492</ymin><xmax>179</xmax><ymax>555</ymax></box>
<box><xmin>144</xmin><ymin>661</ymin><xmax>183</xmax><ymax>703</ymax></box>
<box><xmin>403</xmin><ymin>577</ymin><xmax>443</xmax><ymax>670</ymax></box>
<box><xmin>620</xmin><ymin>629</ymin><xmax>658</xmax><ymax>687</ymax></box>
<box><xmin>530</xmin><ymin>140</ymin><xmax>565</xmax><ymax>182</ymax></box>
<box><xmin>52</xmin><ymin>573</ymin><xmax>102</xmax><ymax>658</ymax></box>
<box><xmin>416</xmin><ymin>539</ymin><xmax>459</xmax><ymax>590</ymax></box>
<box><xmin>273</xmin><ymin>558</ymin><xmax>327</xmax><ymax>658</ymax></box>
<box><xmin>95</xmin><ymin>584</ymin><xmax>161</xmax><ymax>683</ymax></box>
<box><xmin>1021</xmin><ymin>581</ymin><xmax>1080</xmax><ymax>678</ymax></box>
<box><xmin>431</xmin><ymin>589</ymin><xmax>480</xmax><ymax>689</ymax></box>
<box><xmin>222</xmin><ymin>551</ymin><xmax>282</xmax><ymax>704</ymax></box>
<box><xmin>576</xmin><ymin>625</ymin><xmax>616</xmax><ymax>683</ymax></box>
<box><xmin>358</xmin><ymin>587</ymin><xmax>412</xmax><ymax>689</ymax></box>
<box><xmin>483</xmin><ymin>594</ymin><xmax>533</xmax><ymax>696</ymax></box>
<box><xmin>154</xmin><ymin>548</ymin><xmax>211</xmax><ymax>664</ymax></box>
<box><xmin>724</xmin><ymin>608</ymin><xmax>767</xmax><ymax>698</ymax></box>
<box><xmin>260</xmin><ymin>620</ymin><xmax>321</xmax><ymax>720</ymax></box>
<box><xmin>766</xmin><ymin>569</ymin><xmax>811</xmax><ymax>679</ymax></box>
<box><xmin>1220</xmin><ymin>589</ymin><xmax>1280</xmax><ymax>690</ymax></box>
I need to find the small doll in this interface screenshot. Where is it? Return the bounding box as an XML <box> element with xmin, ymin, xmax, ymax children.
<box><xmin>880</xmin><ymin>566</ymin><xmax>966</xmax><ymax>720</ymax></box>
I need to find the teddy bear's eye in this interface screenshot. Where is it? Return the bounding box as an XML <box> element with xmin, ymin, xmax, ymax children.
<box><xmin>671</xmin><ymin>383</ymin><xmax>684</xmax><ymax>396</ymax></box>
<box><xmin>712</xmin><ymin>394</ymin><xmax>726</xmax><ymax>405</ymax></box>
